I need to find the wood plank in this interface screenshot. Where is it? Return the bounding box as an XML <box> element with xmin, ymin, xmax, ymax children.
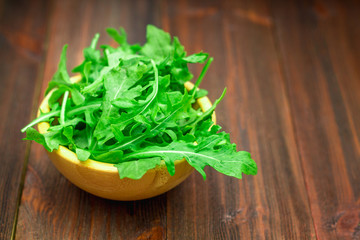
<box><xmin>163</xmin><ymin>0</ymin><xmax>316</xmax><ymax>239</ymax></box>
<box><xmin>0</xmin><ymin>0</ymin><xmax>51</xmax><ymax>238</ymax></box>
<box><xmin>15</xmin><ymin>0</ymin><xmax>167</xmax><ymax>239</ymax></box>
<box><xmin>270</xmin><ymin>0</ymin><xmax>360</xmax><ymax>239</ymax></box>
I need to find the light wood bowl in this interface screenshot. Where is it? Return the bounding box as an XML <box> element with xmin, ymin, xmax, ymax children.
<box><xmin>37</xmin><ymin>75</ymin><xmax>215</xmax><ymax>200</ymax></box>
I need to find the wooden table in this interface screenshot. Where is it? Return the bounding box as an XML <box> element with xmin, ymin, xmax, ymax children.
<box><xmin>1</xmin><ymin>0</ymin><xmax>359</xmax><ymax>239</ymax></box>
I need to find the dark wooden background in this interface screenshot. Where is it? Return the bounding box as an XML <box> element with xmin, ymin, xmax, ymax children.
<box><xmin>1</xmin><ymin>0</ymin><xmax>360</xmax><ymax>239</ymax></box>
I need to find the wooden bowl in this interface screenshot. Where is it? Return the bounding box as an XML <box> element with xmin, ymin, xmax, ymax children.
<box><xmin>37</xmin><ymin>76</ymin><xmax>215</xmax><ymax>201</ymax></box>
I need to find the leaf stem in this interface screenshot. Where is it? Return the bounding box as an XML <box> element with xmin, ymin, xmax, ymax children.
<box><xmin>21</xmin><ymin>101</ymin><xmax>102</xmax><ymax>133</ymax></box>
<box><xmin>20</xmin><ymin>110</ymin><xmax>60</xmax><ymax>132</ymax></box>
<box><xmin>190</xmin><ymin>57</ymin><xmax>213</xmax><ymax>97</ymax></box>
<box><xmin>90</xmin><ymin>33</ymin><xmax>100</xmax><ymax>49</ymax></box>
<box><xmin>67</xmin><ymin>101</ymin><xmax>102</xmax><ymax>117</ymax></box>
<box><xmin>60</xmin><ymin>91</ymin><xmax>69</xmax><ymax>125</ymax></box>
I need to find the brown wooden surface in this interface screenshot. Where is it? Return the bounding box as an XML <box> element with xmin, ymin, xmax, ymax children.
<box><xmin>0</xmin><ymin>0</ymin><xmax>359</xmax><ymax>239</ymax></box>
<box><xmin>0</xmin><ymin>0</ymin><xmax>50</xmax><ymax>238</ymax></box>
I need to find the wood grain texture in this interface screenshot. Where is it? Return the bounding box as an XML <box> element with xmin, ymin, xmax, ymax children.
<box><xmin>15</xmin><ymin>0</ymin><xmax>166</xmax><ymax>239</ymax></box>
<box><xmin>164</xmin><ymin>0</ymin><xmax>316</xmax><ymax>239</ymax></box>
<box><xmin>0</xmin><ymin>0</ymin><xmax>357</xmax><ymax>239</ymax></box>
<box><xmin>0</xmin><ymin>0</ymin><xmax>50</xmax><ymax>238</ymax></box>
<box><xmin>270</xmin><ymin>0</ymin><xmax>360</xmax><ymax>239</ymax></box>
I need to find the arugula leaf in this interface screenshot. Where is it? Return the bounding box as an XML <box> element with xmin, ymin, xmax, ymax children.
<box><xmin>183</xmin><ymin>52</ymin><xmax>208</xmax><ymax>63</ymax></box>
<box><xmin>76</xmin><ymin>148</ymin><xmax>91</xmax><ymax>161</ymax></box>
<box><xmin>115</xmin><ymin>157</ymin><xmax>161</xmax><ymax>179</ymax></box>
<box><xmin>45</xmin><ymin>45</ymin><xmax>71</xmax><ymax>94</ymax></box>
<box><xmin>22</xmin><ymin>25</ymin><xmax>257</xmax><ymax>181</ymax></box>
<box><xmin>121</xmin><ymin>133</ymin><xmax>257</xmax><ymax>180</ymax></box>
<box><xmin>46</xmin><ymin>45</ymin><xmax>85</xmax><ymax>106</ymax></box>
<box><xmin>23</xmin><ymin>127</ymin><xmax>51</xmax><ymax>151</ymax></box>
<box><xmin>106</xmin><ymin>27</ymin><xmax>128</xmax><ymax>47</ymax></box>
<box><xmin>37</xmin><ymin>128</ymin><xmax>71</xmax><ymax>152</ymax></box>
<box><xmin>21</xmin><ymin>109</ymin><xmax>60</xmax><ymax>133</ymax></box>
<box><xmin>72</xmin><ymin>33</ymin><xmax>101</xmax><ymax>75</ymax></box>
<box><xmin>110</xmin><ymin>59</ymin><xmax>159</xmax><ymax>132</ymax></box>
<box><xmin>109</xmin><ymin>90</ymin><xmax>193</xmax><ymax>151</ymax></box>
<box><xmin>93</xmin><ymin>59</ymin><xmax>148</xmax><ymax>145</ymax></box>
<box><xmin>141</xmin><ymin>25</ymin><xmax>173</xmax><ymax>63</ymax></box>
<box><xmin>93</xmin><ymin>150</ymin><xmax>124</xmax><ymax>164</ymax></box>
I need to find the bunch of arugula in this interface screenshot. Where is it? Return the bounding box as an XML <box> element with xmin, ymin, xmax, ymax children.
<box><xmin>22</xmin><ymin>25</ymin><xmax>257</xmax><ymax>180</ymax></box>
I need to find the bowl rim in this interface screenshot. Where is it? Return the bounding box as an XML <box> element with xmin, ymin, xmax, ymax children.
<box><xmin>38</xmin><ymin>75</ymin><xmax>215</xmax><ymax>174</ymax></box>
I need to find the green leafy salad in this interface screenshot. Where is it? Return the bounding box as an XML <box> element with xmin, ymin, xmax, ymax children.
<box><xmin>21</xmin><ymin>25</ymin><xmax>257</xmax><ymax>180</ymax></box>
